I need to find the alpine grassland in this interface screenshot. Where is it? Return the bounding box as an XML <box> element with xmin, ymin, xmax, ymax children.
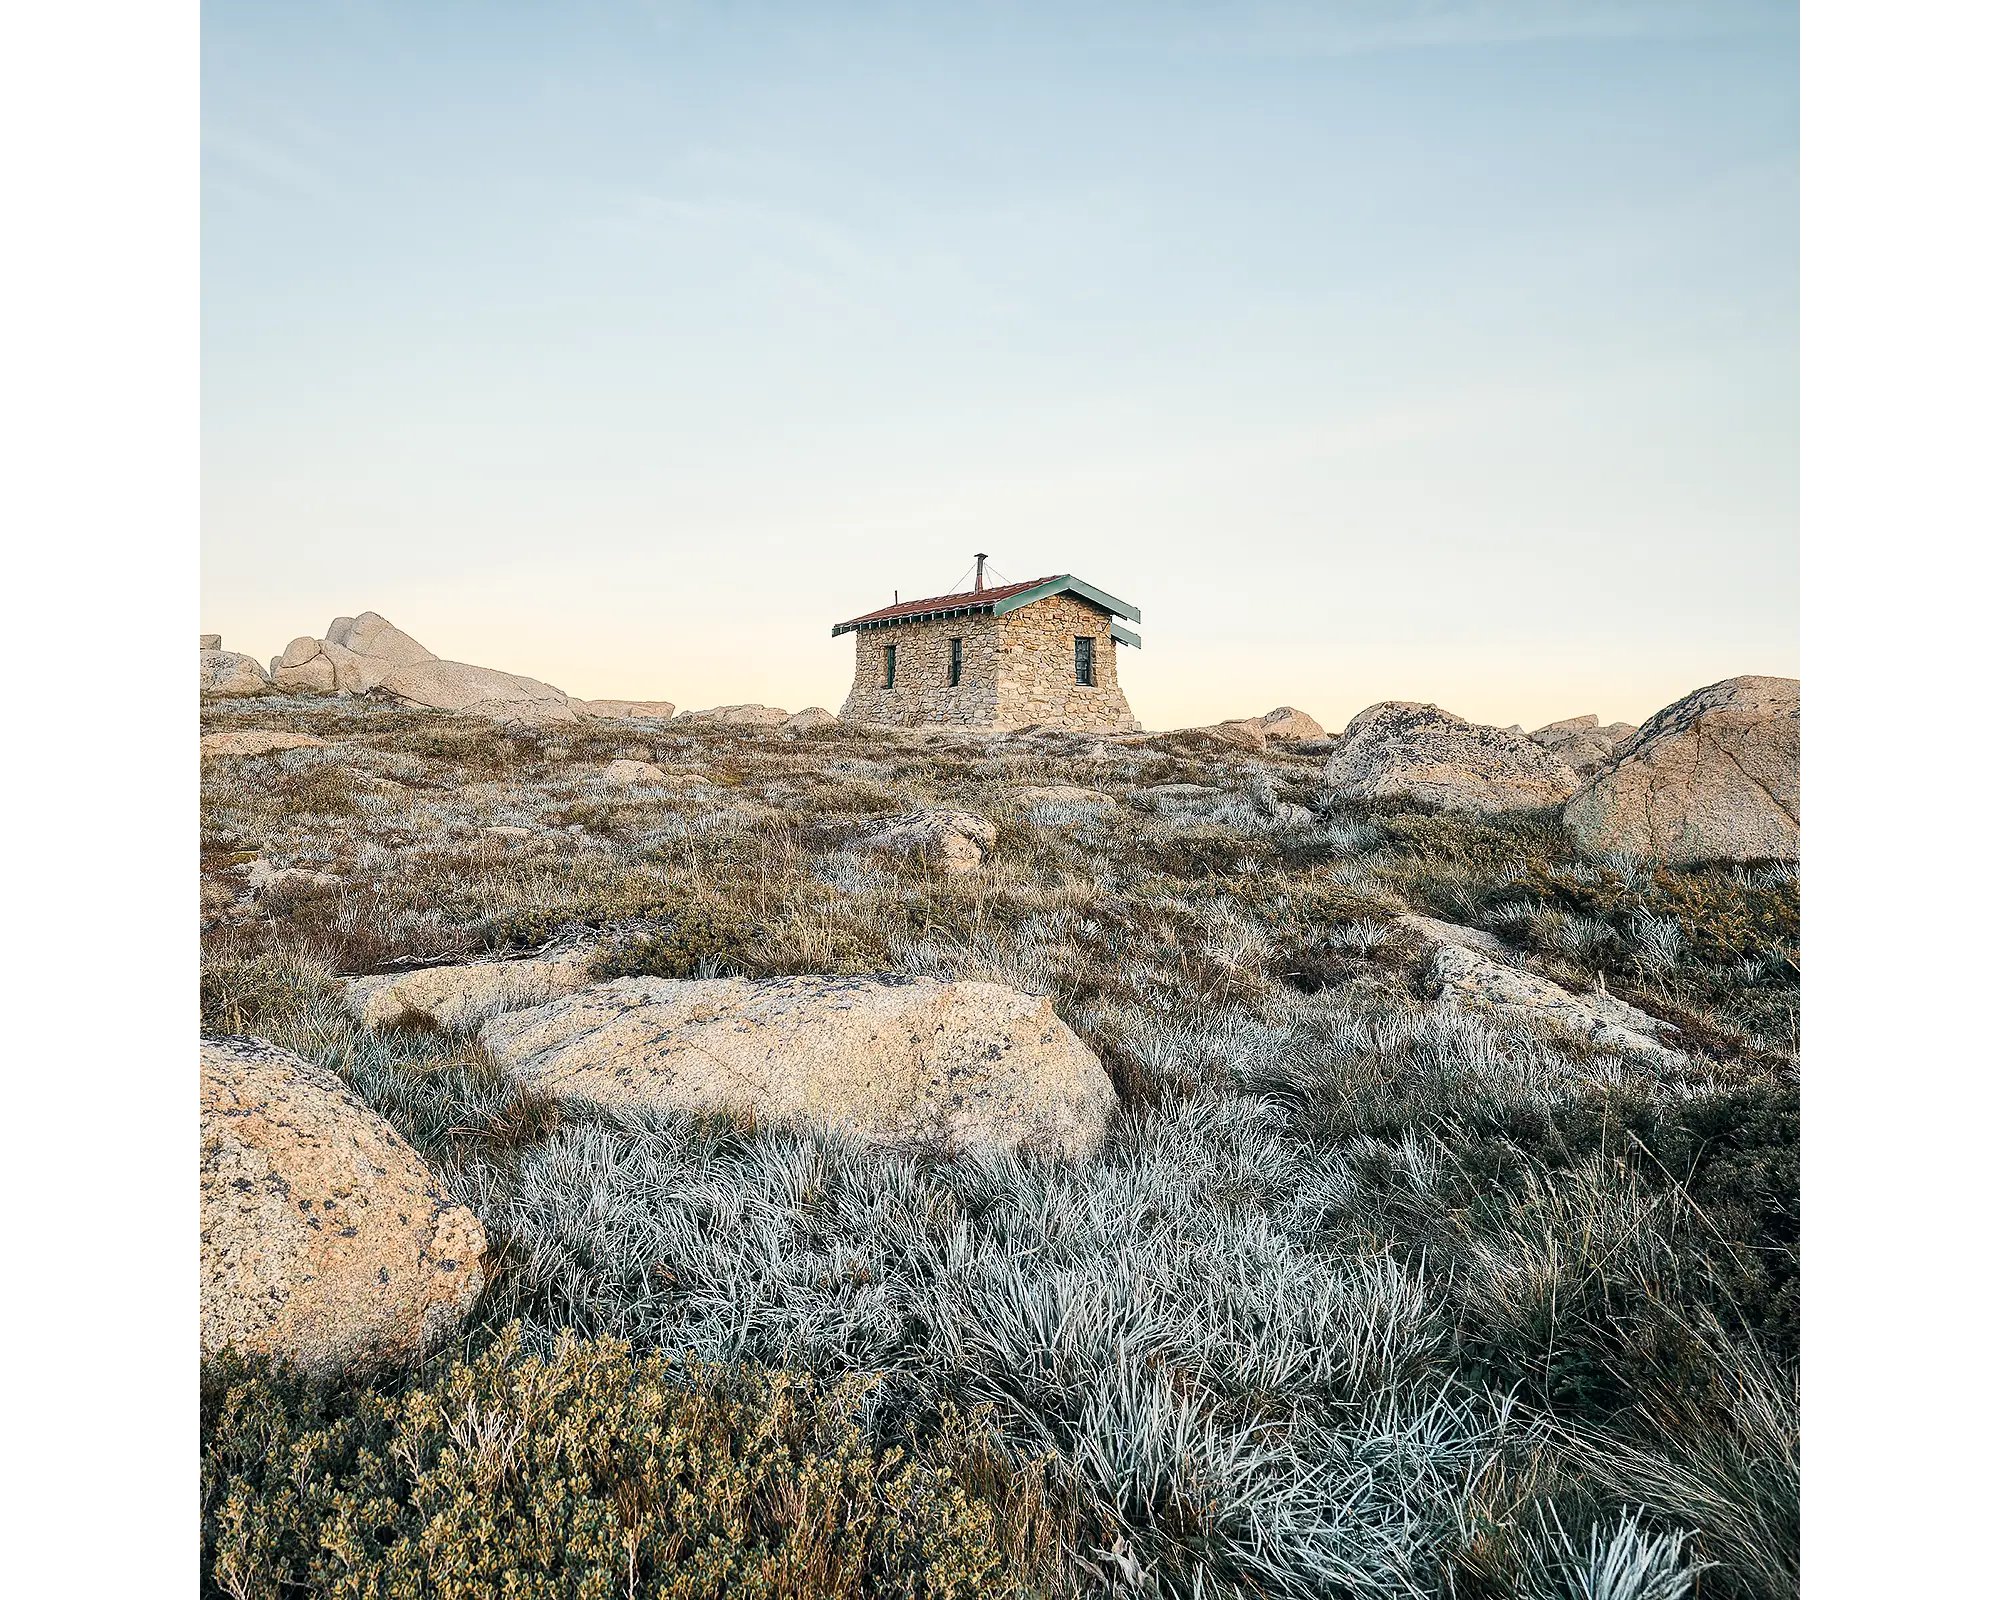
<box><xmin>201</xmin><ymin>697</ymin><xmax>1798</xmax><ymax>1599</ymax></box>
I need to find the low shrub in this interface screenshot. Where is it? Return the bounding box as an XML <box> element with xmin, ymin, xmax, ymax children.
<box><xmin>196</xmin><ymin>701</ymin><xmax>1800</xmax><ymax>1599</ymax></box>
<box><xmin>1470</xmin><ymin>859</ymin><xmax>1800</xmax><ymax>1060</ymax></box>
<box><xmin>483</xmin><ymin>890</ymin><xmax>686</xmax><ymax>954</ymax></box>
<box><xmin>270</xmin><ymin>762</ymin><xmax>364</xmax><ymax>817</ymax></box>
<box><xmin>201</xmin><ymin>1326</ymin><xmax>1018</xmax><ymax>1599</ymax></box>
<box><xmin>399</xmin><ymin>723</ymin><xmax>528</xmax><ymax>778</ymax></box>
<box><xmin>1134</xmin><ymin>824</ymin><xmax>1280</xmax><ymax>880</ymax></box>
<box><xmin>591</xmin><ymin>900</ymin><xmax>764</xmax><ymax>980</ymax></box>
<box><xmin>1476</xmin><ymin>860</ymin><xmax>1797</xmax><ymax>975</ymax></box>
<box><xmin>544</xmin><ymin>799</ymin><xmax>637</xmax><ymax>836</ymax></box>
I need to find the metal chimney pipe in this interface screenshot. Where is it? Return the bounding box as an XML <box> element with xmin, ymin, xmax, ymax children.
<box><xmin>974</xmin><ymin>553</ymin><xmax>988</xmax><ymax>592</ymax></box>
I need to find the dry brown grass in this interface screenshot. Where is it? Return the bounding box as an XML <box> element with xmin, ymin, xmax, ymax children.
<box><xmin>199</xmin><ymin>695</ymin><xmax>1798</xmax><ymax>1599</ymax></box>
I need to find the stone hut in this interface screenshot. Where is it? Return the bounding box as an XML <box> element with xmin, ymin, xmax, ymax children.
<box><xmin>834</xmin><ymin>566</ymin><xmax>1141</xmax><ymax>732</ymax></box>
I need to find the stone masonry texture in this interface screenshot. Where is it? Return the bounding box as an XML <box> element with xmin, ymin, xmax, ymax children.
<box><xmin>840</xmin><ymin>593</ymin><xmax>1138</xmax><ymax>732</ymax></box>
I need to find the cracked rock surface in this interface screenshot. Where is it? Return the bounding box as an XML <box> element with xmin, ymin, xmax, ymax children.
<box><xmin>201</xmin><ymin>648</ymin><xmax>273</xmax><ymax>699</ymax></box>
<box><xmin>1323</xmin><ymin>702</ymin><xmax>1582</xmax><ymax>811</ymax></box>
<box><xmin>1563</xmin><ymin>676</ymin><xmax>1799</xmax><ymax>864</ymax></box>
<box><xmin>200</xmin><ymin>1036</ymin><xmax>488</xmax><ymax>1373</ymax></box>
<box><xmin>480</xmin><ymin>974</ymin><xmax>1118</xmax><ymax>1157</ymax></box>
<box><xmin>1401</xmin><ymin>916</ymin><xmax>1680</xmax><ymax>1058</ymax></box>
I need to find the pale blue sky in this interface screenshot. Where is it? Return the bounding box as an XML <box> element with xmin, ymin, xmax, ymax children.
<box><xmin>203</xmin><ymin>1</ymin><xmax>1797</xmax><ymax>729</ymax></box>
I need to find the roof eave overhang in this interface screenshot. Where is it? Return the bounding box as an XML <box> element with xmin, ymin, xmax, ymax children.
<box><xmin>990</xmin><ymin>575</ymin><xmax>1140</xmax><ymax>623</ymax></box>
<box><xmin>1110</xmin><ymin>622</ymin><xmax>1141</xmax><ymax>649</ymax></box>
<box><xmin>831</xmin><ymin>574</ymin><xmax>1141</xmax><ymax>637</ymax></box>
<box><xmin>831</xmin><ymin>601</ymin><xmax>993</xmax><ymax>638</ymax></box>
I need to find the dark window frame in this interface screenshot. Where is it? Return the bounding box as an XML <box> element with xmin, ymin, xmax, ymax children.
<box><xmin>948</xmin><ymin>636</ymin><xmax>963</xmax><ymax>687</ymax></box>
<box><xmin>1075</xmin><ymin>635</ymin><xmax>1096</xmax><ymax>687</ymax></box>
<box><xmin>884</xmin><ymin>642</ymin><xmax>897</xmax><ymax>688</ymax></box>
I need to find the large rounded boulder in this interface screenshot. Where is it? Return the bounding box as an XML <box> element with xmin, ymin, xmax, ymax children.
<box><xmin>852</xmin><ymin>809</ymin><xmax>998</xmax><ymax>874</ymax></box>
<box><xmin>327</xmin><ymin>612</ymin><xmax>437</xmax><ymax>666</ymax></box>
<box><xmin>1204</xmin><ymin>706</ymin><xmax>1327</xmax><ymax>748</ymax></box>
<box><xmin>269</xmin><ymin>636</ymin><xmax>339</xmax><ymax>693</ymax></box>
<box><xmin>1564</xmin><ymin>676</ymin><xmax>1799</xmax><ymax>863</ymax></box>
<box><xmin>201</xmin><ymin>647</ymin><xmax>272</xmax><ymax>699</ymax></box>
<box><xmin>377</xmin><ymin>659</ymin><xmax>576</xmax><ymax>723</ymax></box>
<box><xmin>1323</xmin><ymin>702</ymin><xmax>1581</xmax><ymax>811</ymax></box>
<box><xmin>479</xmin><ymin>974</ymin><xmax>1117</xmax><ymax>1158</ymax></box>
<box><xmin>201</xmin><ymin>1036</ymin><xmax>488</xmax><ymax>1373</ymax></box>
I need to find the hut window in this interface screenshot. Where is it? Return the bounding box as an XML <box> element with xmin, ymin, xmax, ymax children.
<box><xmin>949</xmin><ymin>637</ymin><xmax>963</xmax><ymax>686</ymax></box>
<box><xmin>884</xmin><ymin>642</ymin><xmax>897</xmax><ymax>688</ymax></box>
<box><xmin>1075</xmin><ymin>636</ymin><xmax>1096</xmax><ymax>686</ymax></box>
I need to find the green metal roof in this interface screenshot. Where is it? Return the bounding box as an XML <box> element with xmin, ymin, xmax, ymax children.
<box><xmin>989</xmin><ymin>574</ymin><xmax>1141</xmax><ymax>623</ymax></box>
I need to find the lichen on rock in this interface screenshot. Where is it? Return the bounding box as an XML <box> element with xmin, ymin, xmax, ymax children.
<box><xmin>479</xmin><ymin>974</ymin><xmax>1118</xmax><ymax>1157</ymax></box>
<box><xmin>200</xmin><ymin>1036</ymin><xmax>488</xmax><ymax>1373</ymax></box>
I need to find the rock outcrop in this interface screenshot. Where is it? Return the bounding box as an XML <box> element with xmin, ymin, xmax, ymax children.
<box><xmin>1257</xmin><ymin>706</ymin><xmax>1327</xmax><ymax>743</ymax></box>
<box><xmin>347</xmin><ymin>954</ymin><xmax>595</xmax><ymax>1033</ymax></box>
<box><xmin>202</xmin><ymin>648</ymin><xmax>273</xmax><ymax>699</ymax></box>
<box><xmin>1018</xmin><ymin>785</ymin><xmax>1116</xmax><ymax>806</ymax></box>
<box><xmin>1400</xmin><ymin>917</ymin><xmax>1678</xmax><ymax>1057</ymax></box>
<box><xmin>1202</xmin><ymin>707</ymin><xmax>1328</xmax><ymax>748</ymax></box>
<box><xmin>603</xmin><ymin>760</ymin><xmax>669</xmax><ymax>786</ymax></box>
<box><xmin>1564</xmin><ymin>676</ymin><xmax>1799</xmax><ymax>864</ymax></box>
<box><xmin>328</xmin><ymin>613</ymin><xmax>436</xmax><ymax>665</ymax></box>
<box><xmin>201</xmin><ymin>1036</ymin><xmax>488</xmax><ymax>1373</ymax></box>
<box><xmin>571</xmin><ymin>699</ymin><xmax>678</xmax><ymax>720</ymax></box>
<box><xmin>201</xmin><ymin>730</ymin><xmax>329</xmax><ymax>760</ymax></box>
<box><xmin>270</xmin><ymin>637</ymin><xmax>339</xmax><ymax>693</ymax></box>
<box><xmin>269</xmin><ymin>611</ymin><xmax>576</xmax><ymax>722</ymax></box>
<box><xmin>480</xmin><ymin>975</ymin><xmax>1117</xmax><ymax>1157</ymax></box>
<box><xmin>599</xmin><ymin>764</ymin><xmax>707</xmax><ymax>791</ymax></box>
<box><xmin>201</xmin><ymin>633</ymin><xmax>222</xmax><ymax>650</ymax></box>
<box><xmin>852</xmin><ymin>809</ymin><xmax>998</xmax><ymax>873</ymax></box>
<box><xmin>378</xmin><ymin>659</ymin><xmax>575</xmax><ymax>723</ymax></box>
<box><xmin>677</xmin><ymin>704</ymin><xmax>792</xmax><ymax>727</ymax></box>
<box><xmin>1322</xmin><ymin>703</ymin><xmax>1581</xmax><ymax>811</ymax></box>
<box><xmin>1529</xmin><ymin>714</ymin><xmax>1639</xmax><ymax>779</ymax></box>
<box><xmin>273</xmin><ymin>614</ymin><xmax>437</xmax><ymax>694</ymax></box>
<box><xmin>781</xmin><ymin>707</ymin><xmax>840</xmax><ymax>734</ymax></box>
<box><xmin>1205</xmin><ymin>722</ymin><xmax>1264</xmax><ymax>748</ymax></box>
<box><xmin>247</xmin><ymin>860</ymin><xmax>341</xmax><ymax>899</ymax></box>
<box><xmin>271</xmin><ymin>634</ymin><xmax>379</xmax><ymax>694</ymax></box>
